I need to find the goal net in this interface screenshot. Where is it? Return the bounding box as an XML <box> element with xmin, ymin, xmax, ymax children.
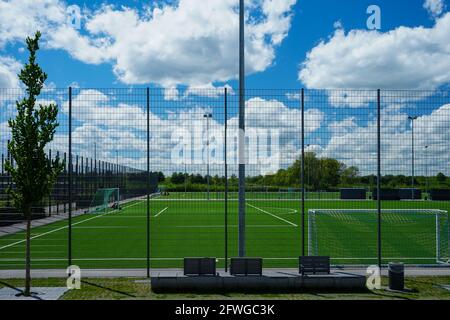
<box><xmin>308</xmin><ymin>209</ymin><xmax>449</xmax><ymax>265</ymax></box>
<box><xmin>87</xmin><ymin>188</ymin><xmax>120</xmax><ymax>214</ymax></box>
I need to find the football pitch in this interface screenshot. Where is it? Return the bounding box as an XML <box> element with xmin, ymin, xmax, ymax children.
<box><xmin>0</xmin><ymin>192</ymin><xmax>449</xmax><ymax>270</ymax></box>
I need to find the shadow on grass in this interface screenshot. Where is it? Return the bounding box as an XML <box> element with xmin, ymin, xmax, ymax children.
<box><xmin>81</xmin><ymin>280</ymin><xmax>137</xmax><ymax>298</ymax></box>
<box><xmin>369</xmin><ymin>287</ymin><xmax>418</xmax><ymax>300</ymax></box>
<box><xmin>0</xmin><ymin>280</ymin><xmax>43</xmax><ymax>300</ymax></box>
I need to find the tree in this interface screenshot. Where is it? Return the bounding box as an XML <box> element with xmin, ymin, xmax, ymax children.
<box><xmin>170</xmin><ymin>172</ymin><xmax>184</xmax><ymax>184</ymax></box>
<box><xmin>318</xmin><ymin>158</ymin><xmax>341</xmax><ymax>189</ymax></box>
<box><xmin>437</xmin><ymin>172</ymin><xmax>447</xmax><ymax>184</ymax></box>
<box><xmin>340</xmin><ymin>165</ymin><xmax>360</xmax><ymax>186</ymax></box>
<box><xmin>5</xmin><ymin>31</ymin><xmax>63</xmax><ymax>296</ymax></box>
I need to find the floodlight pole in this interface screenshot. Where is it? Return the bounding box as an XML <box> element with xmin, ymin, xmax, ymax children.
<box><xmin>204</xmin><ymin>112</ymin><xmax>212</xmax><ymax>200</ymax></box>
<box><xmin>409</xmin><ymin>116</ymin><xmax>418</xmax><ymax>200</ymax></box>
<box><xmin>238</xmin><ymin>0</ymin><xmax>246</xmax><ymax>257</ymax></box>
<box><xmin>184</xmin><ymin>163</ymin><xmax>187</xmax><ymax>196</ymax></box>
<box><xmin>116</xmin><ymin>150</ymin><xmax>119</xmax><ymax>190</ymax></box>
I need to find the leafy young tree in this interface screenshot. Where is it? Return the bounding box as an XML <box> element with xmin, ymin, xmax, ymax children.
<box><xmin>5</xmin><ymin>31</ymin><xmax>63</xmax><ymax>296</ymax></box>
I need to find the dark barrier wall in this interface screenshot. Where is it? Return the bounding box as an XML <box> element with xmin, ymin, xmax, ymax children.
<box><xmin>373</xmin><ymin>189</ymin><xmax>400</xmax><ymax>201</ymax></box>
<box><xmin>398</xmin><ymin>189</ymin><xmax>422</xmax><ymax>200</ymax></box>
<box><xmin>430</xmin><ymin>189</ymin><xmax>450</xmax><ymax>201</ymax></box>
<box><xmin>340</xmin><ymin>188</ymin><xmax>366</xmax><ymax>200</ymax></box>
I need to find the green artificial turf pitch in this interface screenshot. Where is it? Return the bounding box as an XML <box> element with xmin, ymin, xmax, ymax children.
<box><xmin>0</xmin><ymin>193</ymin><xmax>449</xmax><ymax>269</ymax></box>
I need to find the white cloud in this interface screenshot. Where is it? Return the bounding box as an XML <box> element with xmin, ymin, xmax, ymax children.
<box><xmin>0</xmin><ymin>56</ymin><xmax>21</xmax><ymax>88</ymax></box>
<box><xmin>63</xmin><ymin>89</ymin><xmax>148</xmax><ymax>128</ymax></box>
<box><xmin>333</xmin><ymin>20</ymin><xmax>343</xmax><ymax>29</ymax></box>
<box><xmin>47</xmin><ymin>25</ymin><xmax>112</xmax><ymax>64</ymax></box>
<box><xmin>0</xmin><ymin>0</ymin><xmax>110</xmax><ymax>64</ymax></box>
<box><xmin>163</xmin><ymin>87</ymin><xmax>180</xmax><ymax>101</ymax></box>
<box><xmin>0</xmin><ymin>0</ymin><xmax>297</xmax><ymax>87</ymax></box>
<box><xmin>185</xmin><ymin>84</ymin><xmax>235</xmax><ymax>98</ymax></box>
<box><xmin>58</xmin><ymin>90</ymin><xmax>324</xmax><ymax>174</ymax></box>
<box><xmin>299</xmin><ymin>13</ymin><xmax>450</xmax><ymax>90</ymax></box>
<box><xmin>424</xmin><ymin>0</ymin><xmax>446</xmax><ymax>18</ymax></box>
<box><xmin>85</xmin><ymin>0</ymin><xmax>296</xmax><ymax>86</ymax></box>
<box><xmin>286</xmin><ymin>92</ymin><xmax>301</xmax><ymax>101</ymax></box>
<box><xmin>0</xmin><ymin>0</ymin><xmax>66</xmax><ymax>47</ymax></box>
<box><xmin>317</xmin><ymin>103</ymin><xmax>450</xmax><ymax>176</ymax></box>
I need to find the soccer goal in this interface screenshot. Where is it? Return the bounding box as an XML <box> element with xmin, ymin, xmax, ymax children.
<box><xmin>308</xmin><ymin>209</ymin><xmax>449</xmax><ymax>265</ymax></box>
<box><xmin>86</xmin><ymin>188</ymin><xmax>120</xmax><ymax>214</ymax></box>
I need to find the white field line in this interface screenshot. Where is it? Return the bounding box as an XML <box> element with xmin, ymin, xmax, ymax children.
<box><xmin>174</xmin><ymin>225</ymin><xmax>294</xmax><ymax>228</ymax></box>
<box><xmin>98</xmin><ymin>216</ymin><xmax>146</xmax><ymax>219</ymax></box>
<box><xmin>0</xmin><ymin>201</ymin><xmax>142</xmax><ymax>251</ymax></box>
<box><xmin>0</xmin><ymin>244</ymin><xmax>65</xmax><ymax>247</ymax></box>
<box><xmin>1</xmin><ymin>251</ymin><xmax>67</xmax><ymax>254</ymax></box>
<box><xmin>154</xmin><ymin>207</ymin><xmax>168</xmax><ymax>218</ymax></box>
<box><xmin>247</xmin><ymin>203</ymin><xmax>298</xmax><ymax>227</ymax></box>
<box><xmin>72</xmin><ymin>226</ymin><xmax>139</xmax><ymax>229</ymax></box>
<box><xmin>0</xmin><ymin>238</ymin><xmax>64</xmax><ymax>241</ymax></box>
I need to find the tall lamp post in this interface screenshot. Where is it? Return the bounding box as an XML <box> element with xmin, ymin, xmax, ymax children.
<box><xmin>204</xmin><ymin>112</ymin><xmax>212</xmax><ymax>201</ymax></box>
<box><xmin>408</xmin><ymin>116</ymin><xmax>418</xmax><ymax>200</ymax></box>
<box><xmin>184</xmin><ymin>163</ymin><xmax>187</xmax><ymax>196</ymax></box>
<box><xmin>116</xmin><ymin>150</ymin><xmax>119</xmax><ymax>206</ymax></box>
<box><xmin>116</xmin><ymin>150</ymin><xmax>119</xmax><ymax>189</ymax></box>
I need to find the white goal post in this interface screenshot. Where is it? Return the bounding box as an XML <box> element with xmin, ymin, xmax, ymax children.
<box><xmin>308</xmin><ymin>209</ymin><xmax>450</xmax><ymax>264</ymax></box>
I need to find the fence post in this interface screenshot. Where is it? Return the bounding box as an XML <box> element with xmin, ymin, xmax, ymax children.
<box><xmin>68</xmin><ymin>87</ymin><xmax>72</xmax><ymax>267</ymax></box>
<box><xmin>301</xmin><ymin>88</ymin><xmax>305</xmax><ymax>257</ymax></box>
<box><xmin>6</xmin><ymin>140</ymin><xmax>10</xmax><ymax>207</ymax></box>
<box><xmin>81</xmin><ymin>156</ymin><xmax>84</xmax><ymax>208</ymax></box>
<box><xmin>377</xmin><ymin>89</ymin><xmax>382</xmax><ymax>269</ymax></box>
<box><xmin>75</xmin><ymin>155</ymin><xmax>79</xmax><ymax>210</ymax></box>
<box><xmin>146</xmin><ymin>87</ymin><xmax>151</xmax><ymax>278</ymax></box>
<box><xmin>63</xmin><ymin>152</ymin><xmax>67</xmax><ymax>213</ymax></box>
<box><xmin>1</xmin><ymin>154</ymin><xmax>3</xmax><ymax>198</ymax></box>
<box><xmin>224</xmin><ymin>87</ymin><xmax>228</xmax><ymax>271</ymax></box>
<box><xmin>48</xmin><ymin>149</ymin><xmax>52</xmax><ymax>217</ymax></box>
<box><xmin>56</xmin><ymin>150</ymin><xmax>60</xmax><ymax>215</ymax></box>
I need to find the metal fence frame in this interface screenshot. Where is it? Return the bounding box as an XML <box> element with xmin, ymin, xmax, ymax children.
<box><xmin>0</xmin><ymin>87</ymin><xmax>449</xmax><ymax>273</ymax></box>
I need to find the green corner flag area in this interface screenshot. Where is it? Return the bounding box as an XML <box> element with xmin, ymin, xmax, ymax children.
<box><xmin>1</xmin><ymin>192</ymin><xmax>448</xmax><ymax>270</ymax></box>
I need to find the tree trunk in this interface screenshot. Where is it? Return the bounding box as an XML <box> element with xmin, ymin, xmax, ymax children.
<box><xmin>24</xmin><ymin>209</ymin><xmax>32</xmax><ymax>296</ymax></box>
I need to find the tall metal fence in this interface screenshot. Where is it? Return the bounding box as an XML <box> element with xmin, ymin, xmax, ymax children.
<box><xmin>0</xmin><ymin>88</ymin><xmax>449</xmax><ymax>271</ymax></box>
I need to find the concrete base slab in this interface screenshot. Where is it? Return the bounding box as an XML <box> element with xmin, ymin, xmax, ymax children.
<box><xmin>0</xmin><ymin>287</ymin><xmax>69</xmax><ymax>300</ymax></box>
<box><xmin>151</xmin><ymin>270</ymin><xmax>367</xmax><ymax>293</ymax></box>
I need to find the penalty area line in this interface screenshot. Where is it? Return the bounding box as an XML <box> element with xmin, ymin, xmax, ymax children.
<box><xmin>0</xmin><ymin>201</ymin><xmax>142</xmax><ymax>251</ymax></box>
<box><xmin>153</xmin><ymin>207</ymin><xmax>168</xmax><ymax>218</ymax></box>
<box><xmin>246</xmin><ymin>203</ymin><xmax>298</xmax><ymax>227</ymax></box>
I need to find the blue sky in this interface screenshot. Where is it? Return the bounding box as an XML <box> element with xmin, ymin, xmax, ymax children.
<box><xmin>0</xmin><ymin>0</ymin><xmax>449</xmax><ymax>176</ymax></box>
<box><xmin>0</xmin><ymin>0</ymin><xmax>446</xmax><ymax>89</ymax></box>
